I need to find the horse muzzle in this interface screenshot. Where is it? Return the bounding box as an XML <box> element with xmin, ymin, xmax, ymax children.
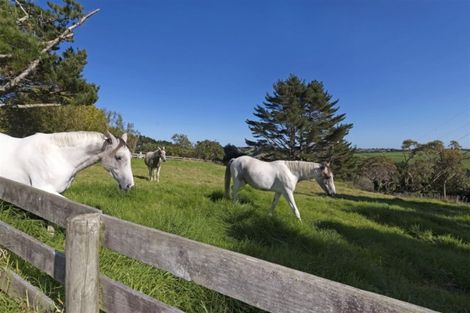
<box><xmin>119</xmin><ymin>182</ymin><xmax>134</xmax><ymax>191</ymax></box>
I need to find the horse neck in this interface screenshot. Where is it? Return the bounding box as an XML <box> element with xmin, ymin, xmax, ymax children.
<box><xmin>284</xmin><ymin>161</ymin><xmax>321</xmax><ymax>181</ymax></box>
<box><xmin>151</xmin><ymin>152</ymin><xmax>161</xmax><ymax>164</ymax></box>
<box><xmin>48</xmin><ymin>132</ymin><xmax>105</xmax><ymax>173</ymax></box>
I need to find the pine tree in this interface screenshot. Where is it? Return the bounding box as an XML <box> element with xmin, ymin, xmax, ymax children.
<box><xmin>246</xmin><ymin>75</ymin><xmax>355</xmax><ymax>174</ymax></box>
<box><xmin>0</xmin><ymin>0</ymin><xmax>98</xmax><ymax>106</ymax></box>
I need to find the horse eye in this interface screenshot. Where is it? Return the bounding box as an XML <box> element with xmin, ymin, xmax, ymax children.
<box><xmin>115</xmin><ymin>156</ymin><xmax>122</xmax><ymax>161</ymax></box>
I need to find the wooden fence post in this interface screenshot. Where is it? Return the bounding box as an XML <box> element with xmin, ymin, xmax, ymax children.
<box><xmin>65</xmin><ymin>213</ymin><xmax>101</xmax><ymax>313</ymax></box>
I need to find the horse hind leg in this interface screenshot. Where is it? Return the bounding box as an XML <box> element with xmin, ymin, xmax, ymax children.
<box><xmin>269</xmin><ymin>192</ymin><xmax>281</xmax><ymax>216</ymax></box>
<box><xmin>231</xmin><ymin>178</ymin><xmax>245</xmax><ymax>202</ymax></box>
<box><xmin>283</xmin><ymin>190</ymin><xmax>302</xmax><ymax>221</ymax></box>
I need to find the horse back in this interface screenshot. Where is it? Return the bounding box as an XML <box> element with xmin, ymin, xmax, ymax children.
<box><xmin>231</xmin><ymin>156</ymin><xmax>293</xmax><ymax>191</ymax></box>
<box><xmin>0</xmin><ymin>133</ymin><xmax>56</xmax><ymax>185</ymax></box>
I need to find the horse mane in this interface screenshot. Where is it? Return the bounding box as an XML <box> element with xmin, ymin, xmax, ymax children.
<box><xmin>284</xmin><ymin>161</ymin><xmax>322</xmax><ymax>180</ymax></box>
<box><xmin>47</xmin><ymin>131</ymin><xmax>105</xmax><ymax>148</ymax></box>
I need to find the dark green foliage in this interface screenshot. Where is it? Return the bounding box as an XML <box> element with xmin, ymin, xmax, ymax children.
<box><xmin>14</xmin><ymin>48</ymin><xmax>99</xmax><ymax>105</ymax></box>
<box><xmin>0</xmin><ymin>105</ymin><xmax>107</xmax><ymax>136</ymax></box>
<box><xmin>0</xmin><ymin>0</ymin><xmax>98</xmax><ymax>105</ymax></box>
<box><xmin>328</xmin><ymin>139</ymin><xmax>358</xmax><ymax>180</ymax></box>
<box><xmin>169</xmin><ymin>133</ymin><xmax>196</xmax><ymax>157</ymax></box>
<box><xmin>223</xmin><ymin>144</ymin><xmax>244</xmax><ymax>164</ymax></box>
<box><xmin>136</xmin><ymin>135</ymin><xmax>173</xmax><ymax>153</ymax></box>
<box><xmin>195</xmin><ymin>140</ymin><xmax>224</xmax><ymax>162</ymax></box>
<box><xmin>246</xmin><ymin>75</ymin><xmax>354</xmax><ymax>177</ymax></box>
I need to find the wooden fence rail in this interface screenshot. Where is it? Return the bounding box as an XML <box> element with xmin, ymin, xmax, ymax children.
<box><xmin>0</xmin><ymin>176</ymin><xmax>438</xmax><ymax>313</ymax></box>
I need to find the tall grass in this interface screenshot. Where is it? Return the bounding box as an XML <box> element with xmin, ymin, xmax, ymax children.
<box><xmin>1</xmin><ymin>159</ymin><xmax>470</xmax><ymax>312</ymax></box>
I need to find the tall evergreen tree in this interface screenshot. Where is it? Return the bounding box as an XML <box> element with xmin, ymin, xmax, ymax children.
<box><xmin>246</xmin><ymin>75</ymin><xmax>355</xmax><ymax>174</ymax></box>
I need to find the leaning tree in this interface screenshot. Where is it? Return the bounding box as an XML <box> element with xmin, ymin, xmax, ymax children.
<box><xmin>0</xmin><ymin>0</ymin><xmax>102</xmax><ymax>135</ymax></box>
<box><xmin>0</xmin><ymin>0</ymin><xmax>100</xmax><ymax>107</ymax></box>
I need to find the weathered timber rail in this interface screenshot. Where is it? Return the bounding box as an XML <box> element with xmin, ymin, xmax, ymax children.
<box><xmin>0</xmin><ymin>176</ymin><xmax>438</xmax><ymax>313</ymax></box>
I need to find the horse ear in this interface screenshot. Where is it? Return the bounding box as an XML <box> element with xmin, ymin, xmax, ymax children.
<box><xmin>121</xmin><ymin>133</ymin><xmax>128</xmax><ymax>143</ymax></box>
<box><xmin>105</xmin><ymin>131</ymin><xmax>117</xmax><ymax>144</ymax></box>
<box><xmin>162</xmin><ymin>146</ymin><xmax>165</xmax><ymax>150</ymax></box>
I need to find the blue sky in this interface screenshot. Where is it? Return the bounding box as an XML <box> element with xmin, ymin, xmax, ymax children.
<box><xmin>60</xmin><ymin>0</ymin><xmax>469</xmax><ymax>148</ymax></box>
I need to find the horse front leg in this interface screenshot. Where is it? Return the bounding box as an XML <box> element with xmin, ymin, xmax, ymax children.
<box><xmin>148</xmin><ymin>167</ymin><xmax>153</xmax><ymax>181</ymax></box>
<box><xmin>269</xmin><ymin>192</ymin><xmax>281</xmax><ymax>216</ymax></box>
<box><xmin>283</xmin><ymin>190</ymin><xmax>302</xmax><ymax>221</ymax></box>
<box><xmin>156</xmin><ymin>166</ymin><xmax>161</xmax><ymax>183</ymax></box>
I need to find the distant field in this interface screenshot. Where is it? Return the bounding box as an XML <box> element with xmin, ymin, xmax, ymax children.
<box><xmin>356</xmin><ymin>151</ymin><xmax>406</xmax><ymax>162</ymax></box>
<box><xmin>1</xmin><ymin>159</ymin><xmax>470</xmax><ymax>312</ymax></box>
<box><xmin>356</xmin><ymin>151</ymin><xmax>470</xmax><ymax>168</ymax></box>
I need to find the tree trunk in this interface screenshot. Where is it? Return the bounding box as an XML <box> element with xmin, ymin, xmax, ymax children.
<box><xmin>443</xmin><ymin>180</ymin><xmax>447</xmax><ymax>199</ymax></box>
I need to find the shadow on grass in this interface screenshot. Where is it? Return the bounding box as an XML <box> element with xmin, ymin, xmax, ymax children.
<box><xmin>207</xmin><ymin>190</ymin><xmax>256</xmax><ymax>206</ymax></box>
<box><xmin>207</xmin><ymin>190</ymin><xmax>225</xmax><ymax>202</ymax></box>
<box><xmin>334</xmin><ymin>194</ymin><xmax>470</xmax><ymax>243</ymax></box>
<box><xmin>350</xmin><ymin>204</ymin><xmax>470</xmax><ymax>242</ymax></box>
<box><xmin>134</xmin><ymin>175</ymin><xmax>149</xmax><ymax>181</ymax></box>
<box><xmin>336</xmin><ymin>194</ymin><xmax>470</xmax><ymax>217</ymax></box>
<box><xmin>223</xmin><ymin>209</ymin><xmax>470</xmax><ymax>313</ymax></box>
<box><xmin>316</xmin><ymin>221</ymin><xmax>470</xmax><ymax>294</ymax></box>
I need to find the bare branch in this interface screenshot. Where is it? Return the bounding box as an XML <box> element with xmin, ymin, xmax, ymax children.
<box><xmin>16</xmin><ymin>103</ymin><xmax>62</xmax><ymax>108</ymax></box>
<box><xmin>0</xmin><ymin>8</ymin><xmax>100</xmax><ymax>96</ymax></box>
<box><xmin>15</xmin><ymin>0</ymin><xmax>29</xmax><ymax>23</ymax></box>
<box><xmin>44</xmin><ymin>33</ymin><xmax>73</xmax><ymax>46</ymax></box>
<box><xmin>0</xmin><ymin>103</ymin><xmax>62</xmax><ymax>109</ymax></box>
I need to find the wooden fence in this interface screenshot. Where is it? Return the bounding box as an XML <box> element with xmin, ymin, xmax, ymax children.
<box><xmin>0</xmin><ymin>176</ymin><xmax>438</xmax><ymax>313</ymax></box>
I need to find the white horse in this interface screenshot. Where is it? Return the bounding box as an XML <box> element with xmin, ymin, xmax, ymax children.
<box><xmin>225</xmin><ymin>155</ymin><xmax>336</xmax><ymax>221</ymax></box>
<box><xmin>0</xmin><ymin>131</ymin><xmax>134</xmax><ymax>195</ymax></box>
<box><xmin>144</xmin><ymin>147</ymin><xmax>166</xmax><ymax>182</ymax></box>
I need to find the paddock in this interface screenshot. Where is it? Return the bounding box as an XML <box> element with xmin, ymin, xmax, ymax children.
<box><xmin>1</xmin><ymin>159</ymin><xmax>468</xmax><ymax>312</ymax></box>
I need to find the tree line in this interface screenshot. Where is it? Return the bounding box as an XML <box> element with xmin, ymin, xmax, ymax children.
<box><xmin>137</xmin><ymin>133</ymin><xmax>226</xmax><ymax>163</ymax></box>
<box><xmin>357</xmin><ymin>140</ymin><xmax>470</xmax><ymax>200</ymax></box>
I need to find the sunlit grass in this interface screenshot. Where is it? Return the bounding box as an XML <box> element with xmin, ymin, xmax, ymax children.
<box><xmin>1</xmin><ymin>159</ymin><xmax>470</xmax><ymax>312</ymax></box>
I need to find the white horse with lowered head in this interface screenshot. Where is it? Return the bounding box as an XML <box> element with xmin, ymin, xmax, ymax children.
<box><xmin>144</xmin><ymin>147</ymin><xmax>166</xmax><ymax>182</ymax></box>
<box><xmin>0</xmin><ymin>131</ymin><xmax>134</xmax><ymax>195</ymax></box>
<box><xmin>225</xmin><ymin>155</ymin><xmax>336</xmax><ymax>221</ymax></box>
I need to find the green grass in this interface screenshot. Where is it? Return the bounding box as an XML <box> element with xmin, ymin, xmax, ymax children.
<box><xmin>1</xmin><ymin>159</ymin><xmax>470</xmax><ymax>312</ymax></box>
<box><xmin>356</xmin><ymin>151</ymin><xmax>406</xmax><ymax>162</ymax></box>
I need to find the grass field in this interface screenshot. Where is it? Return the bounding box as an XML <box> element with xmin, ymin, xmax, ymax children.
<box><xmin>356</xmin><ymin>151</ymin><xmax>406</xmax><ymax>162</ymax></box>
<box><xmin>1</xmin><ymin>159</ymin><xmax>470</xmax><ymax>312</ymax></box>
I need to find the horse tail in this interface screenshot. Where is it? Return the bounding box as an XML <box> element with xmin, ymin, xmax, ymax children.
<box><xmin>224</xmin><ymin>159</ymin><xmax>234</xmax><ymax>199</ymax></box>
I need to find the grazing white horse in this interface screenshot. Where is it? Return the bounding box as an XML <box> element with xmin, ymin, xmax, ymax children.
<box><xmin>225</xmin><ymin>156</ymin><xmax>336</xmax><ymax>221</ymax></box>
<box><xmin>144</xmin><ymin>147</ymin><xmax>166</xmax><ymax>182</ymax></box>
<box><xmin>0</xmin><ymin>131</ymin><xmax>134</xmax><ymax>195</ymax></box>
